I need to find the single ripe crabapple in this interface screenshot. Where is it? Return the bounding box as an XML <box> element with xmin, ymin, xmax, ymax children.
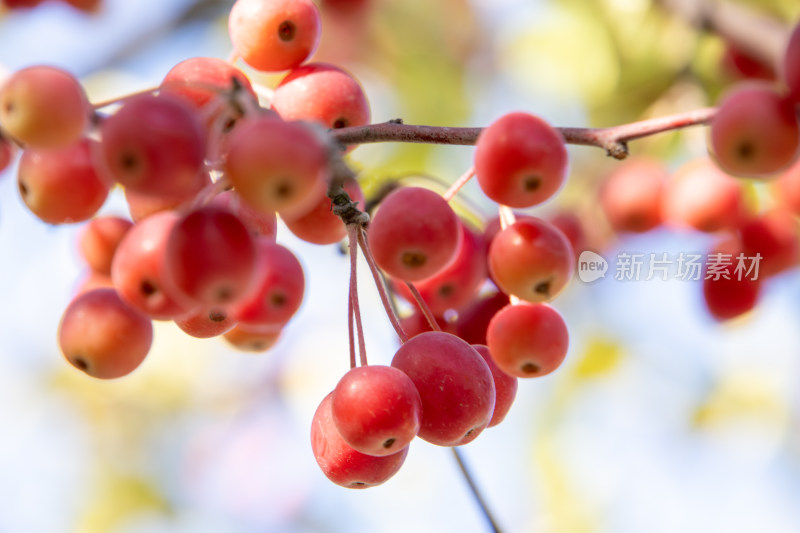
<box><xmin>331</xmin><ymin>365</ymin><xmax>422</xmax><ymax>457</ymax></box>
<box><xmin>160</xmin><ymin>56</ymin><xmax>257</xmax><ymax>111</ymax></box>
<box><xmin>223</xmin><ymin>323</ymin><xmax>283</xmax><ymax>353</ymax></box>
<box><xmin>174</xmin><ymin>307</ymin><xmax>237</xmax><ymax>339</ymax></box>
<box><xmin>271</xmin><ymin>63</ymin><xmax>371</xmax><ymax>131</ymax></box>
<box><xmin>96</xmin><ymin>93</ymin><xmax>207</xmax><ymax>199</ymax></box>
<box><xmin>283</xmin><ymin>178</ymin><xmax>365</xmax><ymax>245</ymax></box>
<box><xmin>58</xmin><ymin>288</ymin><xmax>153</xmax><ymax>379</ymax></box>
<box><xmin>474</xmin><ymin>112</ymin><xmax>568</xmax><ymax>208</ymax></box>
<box><xmin>79</xmin><ymin>215</ymin><xmax>133</xmax><ymax>276</ymax></box>
<box><xmin>231</xmin><ymin>240</ymin><xmax>305</xmax><ymax>328</ymax></box>
<box><xmin>0</xmin><ymin>65</ymin><xmax>89</xmax><ymax>148</ymax></box>
<box><xmin>488</xmin><ymin>217</ymin><xmax>575</xmax><ymax>303</ymax></box>
<box><xmin>391</xmin><ymin>331</ymin><xmax>495</xmax><ymax>447</ymax></box>
<box><xmin>486</xmin><ymin>303</ymin><xmax>569</xmax><ymax>378</ymax></box>
<box><xmin>223</xmin><ymin>115</ymin><xmax>330</xmax><ymax>219</ymax></box>
<box><xmin>367</xmin><ymin>186</ymin><xmax>461</xmax><ymax>282</ymax></box>
<box><xmin>228</xmin><ymin>0</ymin><xmax>321</xmax><ymax>72</ymax></box>
<box><xmin>737</xmin><ymin>210</ymin><xmax>799</xmax><ymax>279</ymax></box>
<box><xmin>709</xmin><ymin>83</ymin><xmax>800</xmax><ymax>178</ymax></box>
<box><xmin>17</xmin><ymin>138</ymin><xmax>110</xmax><ymax>224</ymax></box>
<box><xmin>702</xmin><ymin>236</ymin><xmax>762</xmax><ymax>321</ymax></box>
<box><xmin>124</xmin><ymin>172</ymin><xmax>212</xmax><ymax>223</ymax></box>
<box><xmin>600</xmin><ymin>157</ymin><xmax>666</xmax><ymax>233</ymax></box>
<box><xmin>0</xmin><ymin>133</ymin><xmax>17</xmax><ymax>173</ymax></box>
<box><xmin>662</xmin><ymin>158</ymin><xmax>746</xmax><ymax>233</ymax></box>
<box><xmin>393</xmin><ymin>220</ymin><xmax>488</xmax><ymax>315</ymax></box>
<box><xmin>163</xmin><ymin>206</ymin><xmax>257</xmax><ymax>307</ymax></box>
<box><xmin>311</xmin><ymin>392</ymin><xmax>409</xmax><ymax>489</ymax></box>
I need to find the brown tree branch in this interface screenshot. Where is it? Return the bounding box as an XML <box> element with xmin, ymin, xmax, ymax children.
<box><xmin>330</xmin><ymin>107</ymin><xmax>717</xmax><ymax>160</ymax></box>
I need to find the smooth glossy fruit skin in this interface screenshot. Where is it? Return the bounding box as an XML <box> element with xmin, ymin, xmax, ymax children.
<box><xmin>311</xmin><ymin>392</ymin><xmax>409</xmax><ymax>489</ymax></box>
<box><xmin>0</xmin><ymin>65</ymin><xmax>89</xmax><ymax>148</ymax></box>
<box><xmin>78</xmin><ymin>216</ymin><xmax>133</xmax><ymax>275</ymax></box>
<box><xmin>96</xmin><ymin>93</ymin><xmax>207</xmax><ymax>198</ymax></box>
<box><xmin>662</xmin><ymin>158</ymin><xmax>746</xmax><ymax>233</ymax></box>
<box><xmin>124</xmin><ymin>171</ymin><xmax>212</xmax><ymax>223</ymax></box>
<box><xmin>229</xmin><ymin>0</ymin><xmax>321</xmax><ymax>72</ymax></box>
<box><xmin>472</xmin><ymin>345</ymin><xmax>518</xmax><ymax>427</ymax></box>
<box><xmin>271</xmin><ymin>63</ymin><xmax>370</xmax><ymax>131</ymax></box>
<box><xmin>111</xmin><ymin>211</ymin><xmax>194</xmax><ymax>320</ymax></box>
<box><xmin>474</xmin><ymin>112</ymin><xmax>568</xmax><ymax>208</ymax></box>
<box><xmin>394</xmin><ymin>221</ymin><xmax>488</xmax><ymax>315</ymax></box>
<box><xmin>488</xmin><ymin>217</ymin><xmax>574</xmax><ymax>303</ymax></box>
<box><xmin>367</xmin><ymin>187</ymin><xmax>461</xmax><ymax>282</ymax></box>
<box><xmin>738</xmin><ymin>210</ymin><xmax>799</xmax><ymax>278</ymax></box>
<box><xmin>784</xmin><ymin>22</ymin><xmax>800</xmax><ymax>102</ymax></box>
<box><xmin>702</xmin><ymin>237</ymin><xmax>762</xmax><ymax>321</ymax></box>
<box><xmin>174</xmin><ymin>306</ymin><xmax>236</xmax><ymax>339</ymax></box>
<box><xmin>391</xmin><ymin>331</ymin><xmax>495</xmax><ymax>447</ymax></box>
<box><xmin>209</xmin><ymin>190</ymin><xmax>278</xmax><ymax>240</ymax></box>
<box><xmin>332</xmin><ymin>365</ymin><xmax>422</xmax><ymax>457</ymax></box>
<box><xmin>600</xmin><ymin>157</ymin><xmax>666</xmax><ymax>233</ymax></box>
<box><xmin>58</xmin><ymin>288</ymin><xmax>153</xmax><ymax>379</ymax></box>
<box><xmin>17</xmin><ymin>138</ymin><xmax>110</xmax><ymax>224</ymax></box>
<box><xmin>283</xmin><ymin>178</ymin><xmax>364</xmax><ymax>245</ymax></box>
<box><xmin>775</xmin><ymin>158</ymin><xmax>800</xmax><ymax>215</ymax></box>
<box><xmin>231</xmin><ymin>240</ymin><xmax>305</xmax><ymax>328</ymax></box>
<box><xmin>709</xmin><ymin>83</ymin><xmax>799</xmax><ymax>178</ymax></box>
<box><xmin>223</xmin><ymin>115</ymin><xmax>329</xmax><ymax>218</ymax></box>
<box><xmin>223</xmin><ymin>323</ymin><xmax>282</xmax><ymax>352</ymax></box>
<box><xmin>160</xmin><ymin>56</ymin><xmax>257</xmax><ymax>111</ymax></box>
<box><xmin>486</xmin><ymin>303</ymin><xmax>569</xmax><ymax>378</ymax></box>
<box><xmin>454</xmin><ymin>291</ymin><xmax>510</xmax><ymax>346</ymax></box>
<box><xmin>164</xmin><ymin>207</ymin><xmax>257</xmax><ymax>307</ymax></box>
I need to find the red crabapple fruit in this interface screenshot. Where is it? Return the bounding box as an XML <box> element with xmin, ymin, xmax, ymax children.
<box><xmin>228</xmin><ymin>0</ymin><xmax>321</xmax><ymax>72</ymax></box>
<box><xmin>223</xmin><ymin>115</ymin><xmax>329</xmax><ymax>218</ymax></box>
<box><xmin>164</xmin><ymin>207</ymin><xmax>257</xmax><ymax>306</ymax></box>
<box><xmin>111</xmin><ymin>211</ymin><xmax>194</xmax><ymax>320</ymax></box>
<box><xmin>367</xmin><ymin>187</ymin><xmax>461</xmax><ymax>282</ymax></box>
<box><xmin>17</xmin><ymin>138</ymin><xmax>109</xmax><ymax>224</ymax></box>
<box><xmin>58</xmin><ymin>288</ymin><xmax>153</xmax><ymax>379</ymax></box>
<box><xmin>784</xmin><ymin>22</ymin><xmax>800</xmax><ymax>102</ymax></box>
<box><xmin>662</xmin><ymin>158</ymin><xmax>746</xmax><ymax>233</ymax></box>
<box><xmin>391</xmin><ymin>331</ymin><xmax>495</xmax><ymax>446</ymax></box>
<box><xmin>0</xmin><ymin>65</ymin><xmax>89</xmax><ymax>148</ymax></box>
<box><xmin>223</xmin><ymin>323</ymin><xmax>282</xmax><ymax>352</ymax></box>
<box><xmin>174</xmin><ymin>306</ymin><xmax>237</xmax><ymax>339</ymax></box>
<box><xmin>702</xmin><ymin>237</ymin><xmax>762</xmax><ymax>321</ymax></box>
<box><xmin>738</xmin><ymin>210</ymin><xmax>799</xmax><ymax>278</ymax></box>
<box><xmin>486</xmin><ymin>303</ymin><xmax>569</xmax><ymax>378</ymax></box>
<box><xmin>332</xmin><ymin>365</ymin><xmax>422</xmax><ymax>456</ymax></box>
<box><xmin>231</xmin><ymin>240</ymin><xmax>305</xmax><ymax>328</ymax></box>
<box><xmin>209</xmin><ymin>190</ymin><xmax>278</xmax><ymax>241</ymax></box>
<box><xmin>283</xmin><ymin>178</ymin><xmax>364</xmax><ymax>245</ymax></box>
<box><xmin>474</xmin><ymin>112</ymin><xmax>568</xmax><ymax>208</ymax></box>
<box><xmin>488</xmin><ymin>217</ymin><xmax>574</xmax><ymax>303</ymax></box>
<box><xmin>79</xmin><ymin>215</ymin><xmax>133</xmax><ymax>275</ymax></box>
<box><xmin>709</xmin><ymin>83</ymin><xmax>799</xmax><ymax>178</ymax></box>
<box><xmin>96</xmin><ymin>93</ymin><xmax>207</xmax><ymax>199</ymax></box>
<box><xmin>271</xmin><ymin>63</ymin><xmax>370</xmax><ymax>131</ymax></box>
<box><xmin>0</xmin><ymin>134</ymin><xmax>16</xmax><ymax>173</ymax></box>
<box><xmin>160</xmin><ymin>56</ymin><xmax>257</xmax><ymax>111</ymax></box>
<box><xmin>472</xmin><ymin>345</ymin><xmax>518</xmax><ymax>427</ymax></box>
<box><xmin>600</xmin><ymin>157</ymin><xmax>666</xmax><ymax>233</ymax></box>
<box><xmin>394</xmin><ymin>220</ymin><xmax>487</xmax><ymax>314</ymax></box>
<box><xmin>311</xmin><ymin>392</ymin><xmax>409</xmax><ymax>488</ymax></box>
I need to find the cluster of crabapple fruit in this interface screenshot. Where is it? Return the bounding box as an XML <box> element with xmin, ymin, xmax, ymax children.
<box><xmin>2</xmin><ymin>0</ymin><xmax>800</xmax><ymax>492</ymax></box>
<box><xmin>592</xmin><ymin>23</ymin><xmax>800</xmax><ymax>321</ymax></box>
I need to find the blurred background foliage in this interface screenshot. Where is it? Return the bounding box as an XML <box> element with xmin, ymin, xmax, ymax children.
<box><xmin>1</xmin><ymin>0</ymin><xmax>800</xmax><ymax>532</ymax></box>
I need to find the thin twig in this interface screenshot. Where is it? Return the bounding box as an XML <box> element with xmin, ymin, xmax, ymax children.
<box><xmin>404</xmin><ymin>281</ymin><xmax>440</xmax><ymax>332</ymax></box>
<box><xmin>348</xmin><ymin>225</ymin><xmax>368</xmax><ymax>366</ymax></box>
<box><xmin>356</xmin><ymin>228</ymin><xmax>409</xmax><ymax>343</ymax></box>
<box><xmin>451</xmin><ymin>447</ymin><xmax>503</xmax><ymax>533</ymax></box>
<box><xmin>330</xmin><ymin>108</ymin><xmax>716</xmax><ymax>160</ymax></box>
<box><xmin>443</xmin><ymin>166</ymin><xmax>476</xmax><ymax>202</ymax></box>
